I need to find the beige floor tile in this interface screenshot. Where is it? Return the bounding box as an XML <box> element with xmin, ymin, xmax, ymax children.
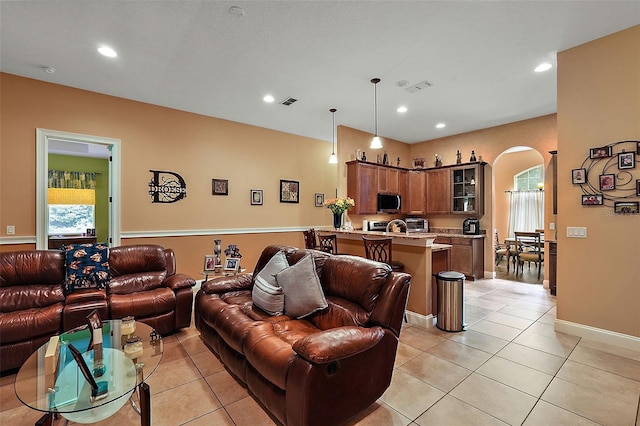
<box><xmin>190</xmin><ymin>348</ymin><xmax>226</xmax><ymax>376</ymax></box>
<box><xmin>179</xmin><ymin>334</ymin><xmax>209</xmax><ymax>356</ymax></box>
<box><xmin>160</xmin><ymin>338</ymin><xmax>190</xmax><ymax>364</ymax></box>
<box><xmin>450</xmin><ymin>373</ymin><xmax>538</xmax><ymax>426</ymax></box>
<box><xmin>476</xmin><ymin>293</ymin><xmax>522</xmax><ymax>306</ymax></box>
<box><xmin>507</xmin><ymin>300</ymin><xmax>552</xmax><ymax>314</ymax></box>
<box><xmin>497</xmin><ymin>305</ymin><xmax>545</xmax><ymax>321</ymax></box>
<box><xmin>415</xmin><ymin>395</ymin><xmax>508</xmax><ymax>426</ymax></box>
<box><xmin>556</xmin><ymin>360</ymin><xmax>640</xmax><ymax>403</ymax></box>
<box><xmin>0</xmin><ymin>404</ymin><xmax>48</xmax><ymax>425</ymax></box>
<box><xmin>225</xmin><ymin>395</ymin><xmax>278</xmax><ymax>426</ymax></box>
<box><xmin>0</xmin><ymin>378</ymin><xmax>23</xmax><ymax>412</ymax></box>
<box><xmin>465</xmin><ymin>304</ymin><xmax>495</xmax><ymax>320</ymax></box>
<box><xmin>182</xmin><ymin>407</ymin><xmax>235</xmax><ymax>425</ymax></box>
<box><xmin>151</xmin><ymin>379</ymin><xmax>222</xmax><ymax>426</ymax></box>
<box><xmin>497</xmin><ymin>343</ymin><xmax>566</xmax><ymax>375</ymax></box>
<box><xmin>449</xmin><ymin>330</ymin><xmax>510</xmax><ymax>355</ymax></box>
<box><xmin>468</xmin><ymin>319</ymin><xmax>523</xmax><ymax>341</ymax></box>
<box><xmin>523</xmin><ymin>400</ymin><xmax>600</xmax><ymax>425</ymax></box>
<box><xmin>204</xmin><ymin>370</ymin><xmax>250</xmax><ymax>406</ymax></box>
<box><xmin>536</xmin><ymin>312</ymin><xmax>555</xmax><ymax>325</ymax></box>
<box><xmin>513</xmin><ymin>329</ymin><xmax>579</xmax><ymax>358</ymax></box>
<box><xmin>484</xmin><ymin>312</ymin><xmax>535</xmax><ymax>330</ymax></box>
<box><xmin>145</xmin><ymin>356</ymin><xmax>202</xmax><ymax>394</ymax></box>
<box><xmin>569</xmin><ymin>344</ymin><xmax>640</xmax><ymax>381</ymax></box>
<box><xmin>464</xmin><ymin>289</ymin><xmax>488</xmax><ymax>300</ymax></box>
<box><xmin>476</xmin><ymin>356</ymin><xmax>554</xmax><ymax>397</ymax></box>
<box><xmin>347</xmin><ymin>401</ymin><xmax>411</xmax><ymax>426</ymax></box>
<box><xmin>578</xmin><ymin>338</ymin><xmax>640</xmax><ymax>362</ymax></box>
<box><xmin>394</xmin><ymin>341</ymin><xmax>424</xmax><ymax>367</ymax></box>
<box><xmin>399</xmin><ymin>326</ymin><xmax>445</xmax><ymax>352</ymax></box>
<box><xmin>428</xmin><ymin>339</ymin><xmax>492</xmax><ymax>370</ymax></box>
<box><xmin>542</xmin><ymin>377</ymin><xmax>638</xmax><ymax>425</ymax></box>
<box><xmin>398</xmin><ymin>352</ymin><xmax>471</xmax><ymax>393</ymax></box>
<box><xmin>465</xmin><ymin>298</ymin><xmax>509</xmax><ymax>312</ymax></box>
<box><xmin>380</xmin><ymin>369</ymin><xmax>445</xmax><ymax>419</ymax></box>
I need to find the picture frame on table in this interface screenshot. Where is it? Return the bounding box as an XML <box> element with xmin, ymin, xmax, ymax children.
<box><xmin>614</xmin><ymin>201</ymin><xmax>639</xmax><ymax>215</ymax></box>
<box><xmin>599</xmin><ymin>174</ymin><xmax>615</xmax><ymax>191</ymax></box>
<box><xmin>280</xmin><ymin>179</ymin><xmax>299</xmax><ymax>203</ymax></box>
<box><xmin>581</xmin><ymin>194</ymin><xmax>603</xmax><ymax>206</ymax></box>
<box><xmin>589</xmin><ymin>146</ymin><xmax>612</xmax><ymax>159</ymax></box>
<box><xmin>315</xmin><ymin>193</ymin><xmax>324</xmax><ymax>207</ymax></box>
<box><xmin>204</xmin><ymin>255</ymin><xmax>216</xmax><ymax>271</ymax></box>
<box><xmin>571</xmin><ymin>168</ymin><xmax>586</xmax><ymax>184</ymax></box>
<box><xmin>224</xmin><ymin>257</ymin><xmax>240</xmax><ymax>273</ymax></box>
<box><xmin>618</xmin><ymin>152</ymin><xmax>635</xmax><ymax>170</ymax></box>
<box><xmin>250</xmin><ymin>189</ymin><xmax>263</xmax><ymax>205</ymax></box>
<box><xmin>212</xmin><ymin>178</ymin><xmax>229</xmax><ymax>195</ymax></box>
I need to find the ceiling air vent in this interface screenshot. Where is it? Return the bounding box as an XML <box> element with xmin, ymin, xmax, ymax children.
<box><xmin>280</xmin><ymin>97</ymin><xmax>298</xmax><ymax>106</ymax></box>
<box><xmin>406</xmin><ymin>80</ymin><xmax>433</xmax><ymax>94</ymax></box>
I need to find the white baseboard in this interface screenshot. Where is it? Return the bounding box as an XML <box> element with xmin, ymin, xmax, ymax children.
<box><xmin>405</xmin><ymin>311</ymin><xmax>435</xmax><ymax>329</ymax></box>
<box><xmin>484</xmin><ymin>271</ymin><xmax>496</xmax><ymax>279</ymax></box>
<box><xmin>555</xmin><ymin>319</ymin><xmax>640</xmax><ymax>352</ymax></box>
<box><xmin>542</xmin><ymin>279</ymin><xmax>549</xmax><ymax>289</ymax></box>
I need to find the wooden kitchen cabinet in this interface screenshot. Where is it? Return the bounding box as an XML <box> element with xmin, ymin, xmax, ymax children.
<box><xmin>408</xmin><ymin>170</ymin><xmax>426</xmax><ymax>215</ymax></box>
<box><xmin>347</xmin><ymin>161</ymin><xmax>378</xmax><ymax>214</ymax></box>
<box><xmin>398</xmin><ymin>169</ymin><xmax>408</xmax><ymax>213</ymax></box>
<box><xmin>451</xmin><ymin>164</ymin><xmax>484</xmax><ymax>215</ymax></box>
<box><xmin>378</xmin><ymin>166</ymin><xmax>399</xmax><ymax>194</ymax></box>
<box><xmin>425</xmin><ymin>168</ymin><xmax>451</xmax><ymax>214</ymax></box>
<box><xmin>434</xmin><ymin>236</ymin><xmax>485</xmax><ymax>280</ymax></box>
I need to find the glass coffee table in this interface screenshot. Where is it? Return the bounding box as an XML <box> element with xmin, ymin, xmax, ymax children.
<box><xmin>15</xmin><ymin>320</ymin><xmax>163</xmax><ymax>425</ymax></box>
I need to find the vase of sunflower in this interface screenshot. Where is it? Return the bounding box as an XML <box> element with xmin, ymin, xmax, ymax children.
<box><xmin>323</xmin><ymin>197</ymin><xmax>355</xmax><ymax>230</ymax></box>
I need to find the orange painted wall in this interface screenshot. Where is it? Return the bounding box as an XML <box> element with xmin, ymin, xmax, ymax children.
<box><xmin>557</xmin><ymin>25</ymin><xmax>640</xmax><ymax>337</ymax></box>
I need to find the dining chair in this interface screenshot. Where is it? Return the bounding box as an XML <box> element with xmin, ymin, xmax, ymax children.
<box><xmin>362</xmin><ymin>236</ymin><xmax>405</xmax><ymax>272</ymax></box>
<box><xmin>303</xmin><ymin>228</ymin><xmax>317</xmax><ymax>249</ymax></box>
<box><xmin>494</xmin><ymin>231</ymin><xmax>515</xmax><ymax>271</ymax></box>
<box><xmin>514</xmin><ymin>231</ymin><xmax>544</xmax><ymax>279</ymax></box>
<box><xmin>317</xmin><ymin>233</ymin><xmax>339</xmax><ymax>254</ymax></box>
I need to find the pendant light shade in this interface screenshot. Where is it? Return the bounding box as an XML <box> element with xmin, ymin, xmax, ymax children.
<box><xmin>328</xmin><ymin>108</ymin><xmax>338</xmax><ymax>164</ymax></box>
<box><xmin>370</xmin><ymin>78</ymin><xmax>383</xmax><ymax>149</ymax></box>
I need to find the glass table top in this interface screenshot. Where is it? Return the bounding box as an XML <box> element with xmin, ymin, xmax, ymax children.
<box><xmin>14</xmin><ymin>320</ymin><xmax>163</xmax><ymax>419</ymax></box>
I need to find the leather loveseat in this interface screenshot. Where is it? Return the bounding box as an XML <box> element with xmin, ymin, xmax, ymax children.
<box><xmin>195</xmin><ymin>245</ymin><xmax>411</xmax><ymax>426</ymax></box>
<box><xmin>0</xmin><ymin>244</ymin><xmax>195</xmax><ymax>372</ymax></box>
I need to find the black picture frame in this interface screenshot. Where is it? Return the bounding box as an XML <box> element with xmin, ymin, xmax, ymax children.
<box><xmin>315</xmin><ymin>193</ymin><xmax>324</xmax><ymax>207</ymax></box>
<box><xmin>571</xmin><ymin>168</ymin><xmax>586</xmax><ymax>184</ymax></box>
<box><xmin>581</xmin><ymin>194</ymin><xmax>603</xmax><ymax>206</ymax></box>
<box><xmin>590</xmin><ymin>146</ymin><xmax>612</xmax><ymax>159</ymax></box>
<box><xmin>618</xmin><ymin>152</ymin><xmax>635</xmax><ymax>170</ymax></box>
<box><xmin>280</xmin><ymin>180</ymin><xmax>299</xmax><ymax>203</ymax></box>
<box><xmin>250</xmin><ymin>189</ymin><xmax>263</xmax><ymax>205</ymax></box>
<box><xmin>599</xmin><ymin>174</ymin><xmax>615</xmax><ymax>191</ymax></box>
<box><xmin>614</xmin><ymin>201</ymin><xmax>639</xmax><ymax>215</ymax></box>
<box><xmin>68</xmin><ymin>344</ymin><xmax>108</xmax><ymax>401</ymax></box>
<box><xmin>212</xmin><ymin>178</ymin><xmax>229</xmax><ymax>195</ymax></box>
<box><xmin>637</xmin><ymin>179</ymin><xmax>640</xmax><ymax>196</ymax></box>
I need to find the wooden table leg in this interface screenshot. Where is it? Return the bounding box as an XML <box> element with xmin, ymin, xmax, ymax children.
<box><xmin>139</xmin><ymin>382</ymin><xmax>151</xmax><ymax>426</ymax></box>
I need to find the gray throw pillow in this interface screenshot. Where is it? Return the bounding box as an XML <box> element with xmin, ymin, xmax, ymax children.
<box><xmin>275</xmin><ymin>254</ymin><xmax>328</xmax><ymax>319</ymax></box>
<box><xmin>252</xmin><ymin>275</ymin><xmax>284</xmax><ymax>315</ymax></box>
<box><xmin>255</xmin><ymin>250</ymin><xmax>289</xmax><ymax>287</ymax></box>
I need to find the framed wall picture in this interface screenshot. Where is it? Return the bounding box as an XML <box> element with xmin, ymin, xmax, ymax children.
<box><xmin>581</xmin><ymin>194</ymin><xmax>603</xmax><ymax>205</ymax></box>
<box><xmin>315</xmin><ymin>193</ymin><xmax>324</xmax><ymax>207</ymax></box>
<box><xmin>637</xmin><ymin>142</ymin><xmax>640</xmax><ymax>155</ymax></box>
<box><xmin>618</xmin><ymin>152</ymin><xmax>635</xmax><ymax>169</ymax></box>
<box><xmin>599</xmin><ymin>174</ymin><xmax>615</xmax><ymax>191</ymax></box>
<box><xmin>224</xmin><ymin>257</ymin><xmax>240</xmax><ymax>273</ymax></box>
<box><xmin>614</xmin><ymin>201</ymin><xmax>639</xmax><ymax>215</ymax></box>
<box><xmin>280</xmin><ymin>180</ymin><xmax>299</xmax><ymax>203</ymax></box>
<box><xmin>251</xmin><ymin>189</ymin><xmax>263</xmax><ymax>205</ymax></box>
<box><xmin>637</xmin><ymin>179</ymin><xmax>640</xmax><ymax>196</ymax></box>
<box><xmin>589</xmin><ymin>146</ymin><xmax>612</xmax><ymax>159</ymax></box>
<box><xmin>212</xmin><ymin>179</ymin><xmax>229</xmax><ymax>195</ymax></box>
<box><xmin>571</xmin><ymin>168</ymin><xmax>586</xmax><ymax>184</ymax></box>
<box><xmin>204</xmin><ymin>255</ymin><xmax>216</xmax><ymax>271</ymax></box>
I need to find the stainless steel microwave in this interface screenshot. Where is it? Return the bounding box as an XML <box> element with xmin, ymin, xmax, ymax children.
<box><xmin>377</xmin><ymin>194</ymin><xmax>401</xmax><ymax>213</ymax></box>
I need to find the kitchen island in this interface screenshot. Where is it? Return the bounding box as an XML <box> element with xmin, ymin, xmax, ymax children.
<box><xmin>320</xmin><ymin>229</ymin><xmax>451</xmax><ymax>326</ymax></box>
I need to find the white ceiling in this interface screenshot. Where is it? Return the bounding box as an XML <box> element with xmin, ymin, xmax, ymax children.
<box><xmin>1</xmin><ymin>1</ymin><xmax>638</xmax><ymax>144</ymax></box>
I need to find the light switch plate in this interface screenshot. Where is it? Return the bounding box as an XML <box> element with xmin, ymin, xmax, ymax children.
<box><xmin>6</xmin><ymin>225</ymin><xmax>15</xmax><ymax>235</ymax></box>
<box><xmin>567</xmin><ymin>226</ymin><xmax>587</xmax><ymax>238</ymax></box>
<box><xmin>549</xmin><ymin>222</ymin><xmax>555</xmax><ymax>230</ymax></box>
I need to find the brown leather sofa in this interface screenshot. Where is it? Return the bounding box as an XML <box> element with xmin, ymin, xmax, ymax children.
<box><xmin>195</xmin><ymin>245</ymin><xmax>411</xmax><ymax>426</ymax></box>
<box><xmin>0</xmin><ymin>244</ymin><xmax>195</xmax><ymax>372</ymax></box>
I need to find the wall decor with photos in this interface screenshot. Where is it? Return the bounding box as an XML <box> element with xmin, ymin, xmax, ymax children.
<box><xmin>280</xmin><ymin>180</ymin><xmax>299</xmax><ymax>203</ymax></box>
<box><xmin>251</xmin><ymin>189</ymin><xmax>263</xmax><ymax>205</ymax></box>
<box><xmin>212</xmin><ymin>179</ymin><xmax>229</xmax><ymax>195</ymax></box>
<box><xmin>573</xmin><ymin>140</ymin><xmax>639</xmax><ymax>214</ymax></box>
<box><xmin>315</xmin><ymin>193</ymin><xmax>324</xmax><ymax>207</ymax></box>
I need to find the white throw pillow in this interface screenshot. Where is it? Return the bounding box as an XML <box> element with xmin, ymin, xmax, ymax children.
<box><xmin>255</xmin><ymin>250</ymin><xmax>289</xmax><ymax>287</ymax></box>
<box><xmin>275</xmin><ymin>254</ymin><xmax>328</xmax><ymax>319</ymax></box>
<box><xmin>252</xmin><ymin>275</ymin><xmax>284</xmax><ymax>315</ymax></box>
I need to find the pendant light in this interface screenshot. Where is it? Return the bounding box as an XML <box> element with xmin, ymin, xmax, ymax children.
<box><xmin>328</xmin><ymin>108</ymin><xmax>338</xmax><ymax>164</ymax></box>
<box><xmin>370</xmin><ymin>78</ymin><xmax>383</xmax><ymax>149</ymax></box>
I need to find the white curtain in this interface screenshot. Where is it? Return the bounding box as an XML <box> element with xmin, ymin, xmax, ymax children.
<box><xmin>507</xmin><ymin>191</ymin><xmax>544</xmax><ymax>237</ymax></box>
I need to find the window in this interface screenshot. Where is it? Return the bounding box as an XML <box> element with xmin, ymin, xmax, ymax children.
<box><xmin>48</xmin><ymin>185</ymin><xmax>96</xmax><ymax>235</ymax></box>
<box><xmin>514</xmin><ymin>165</ymin><xmax>544</xmax><ymax>191</ymax></box>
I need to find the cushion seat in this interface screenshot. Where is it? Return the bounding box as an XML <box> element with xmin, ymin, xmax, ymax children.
<box><xmin>108</xmin><ymin>286</ymin><xmax>176</xmax><ymax>318</ymax></box>
<box><xmin>0</xmin><ymin>304</ymin><xmax>63</xmax><ymax>344</ymax></box>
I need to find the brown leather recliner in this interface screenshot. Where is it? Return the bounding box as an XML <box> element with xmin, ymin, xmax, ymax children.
<box><xmin>0</xmin><ymin>250</ymin><xmax>66</xmax><ymax>371</ymax></box>
<box><xmin>195</xmin><ymin>245</ymin><xmax>411</xmax><ymax>426</ymax></box>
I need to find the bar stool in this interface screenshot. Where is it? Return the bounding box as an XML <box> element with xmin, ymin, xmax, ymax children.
<box><xmin>303</xmin><ymin>228</ymin><xmax>317</xmax><ymax>249</ymax></box>
<box><xmin>317</xmin><ymin>233</ymin><xmax>339</xmax><ymax>254</ymax></box>
<box><xmin>362</xmin><ymin>236</ymin><xmax>404</xmax><ymax>272</ymax></box>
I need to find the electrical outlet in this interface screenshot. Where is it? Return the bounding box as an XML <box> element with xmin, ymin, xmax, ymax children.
<box><xmin>566</xmin><ymin>226</ymin><xmax>587</xmax><ymax>238</ymax></box>
<box><xmin>549</xmin><ymin>222</ymin><xmax>555</xmax><ymax>230</ymax></box>
<box><xmin>6</xmin><ymin>225</ymin><xmax>15</xmax><ymax>235</ymax></box>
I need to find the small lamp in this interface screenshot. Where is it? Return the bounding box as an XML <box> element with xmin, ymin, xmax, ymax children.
<box><xmin>538</xmin><ymin>183</ymin><xmax>544</xmax><ymax>190</ymax></box>
<box><xmin>328</xmin><ymin>108</ymin><xmax>338</xmax><ymax>164</ymax></box>
<box><xmin>370</xmin><ymin>78</ymin><xmax>383</xmax><ymax>149</ymax></box>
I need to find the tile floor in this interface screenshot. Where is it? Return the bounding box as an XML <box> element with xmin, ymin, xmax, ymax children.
<box><xmin>1</xmin><ymin>278</ymin><xmax>639</xmax><ymax>425</ymax></box>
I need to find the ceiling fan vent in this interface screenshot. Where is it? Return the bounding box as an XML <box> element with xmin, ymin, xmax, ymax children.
<box><xmin>280</xmin><ymin>97</ymin><xmax>298</xmax><ymax>106</ymax></box>
<box><xmin>406</xmin><ymin>80</ymin><xmax>433</xmax><ymax>93</ymax></box>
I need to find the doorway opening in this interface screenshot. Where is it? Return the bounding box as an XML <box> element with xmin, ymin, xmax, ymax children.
<box><xmin>36</xmin><ymin>129</ymin><xmax>121</xmax><ymax>249</ymax></box>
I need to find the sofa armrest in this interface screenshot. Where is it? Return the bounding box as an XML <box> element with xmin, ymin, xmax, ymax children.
<box><xmin>200</xmin><ymin>274</ymin><xmax>253</xmax><ymax>294</ymax></box>
<box><xmin>163</xmin><ymin>273</ymin><xmax>196</xmax><ymax>291</ymax></box>
<box><xmin>292</xmin><ymin>326</ymin><xmax>384</xmax><ymax>364</ymax></box>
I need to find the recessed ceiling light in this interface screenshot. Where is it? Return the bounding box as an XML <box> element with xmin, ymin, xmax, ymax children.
<box><xmin>436</xmin><ymin>123</ymin><xmax>446</xmax><ymax>129</ymax></box>
<box><xmin>534</xmin><ymin>62</ymin><xmax>552</xmax><ymax>72</ymax></box>
<box><xmin>42</xmin><ymin>66</ymin><xmax>56</xmax><ymax>74</ymax></box>
<box><xmin>98</xmin><ymin>46</ymin><xmax>117</xmax><ymax>58</ymax></box>
<box><xmin>263</xmin><ymin>95</ymin><xmax>275</xmax><ymax>103</ymax></box>
<box><xmin>397</xmin><ymin>106</ymin><xmax>407</xmax><ymax>113</ymax></box>
<box><xmin>229</xmin><ymin>6</ymin><xmax>245</xmax><ymax>17</ymax></box>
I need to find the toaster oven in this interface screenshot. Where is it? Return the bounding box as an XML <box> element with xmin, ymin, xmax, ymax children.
<box><xmin>406</xmin><ymin>218</ymin><xmax>428</xmax><ymax>233</ymax></box>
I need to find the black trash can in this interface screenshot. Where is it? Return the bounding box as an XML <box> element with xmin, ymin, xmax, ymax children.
<box><xmin>435</xmin><ymin>271</ymin><xmax>466</xmax><ymax>332</ymax></box>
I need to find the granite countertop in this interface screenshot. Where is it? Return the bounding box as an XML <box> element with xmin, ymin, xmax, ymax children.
<box><xmin>326</xmin><ymin>229</ymin><xmax>451</xmax><ymax>250</ymax></box>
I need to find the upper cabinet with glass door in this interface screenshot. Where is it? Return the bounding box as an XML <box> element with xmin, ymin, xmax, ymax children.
<box><xmin>451</xmin><ymin>164</ymin><xmax>484</xmax><ymax>215</ymax></box>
